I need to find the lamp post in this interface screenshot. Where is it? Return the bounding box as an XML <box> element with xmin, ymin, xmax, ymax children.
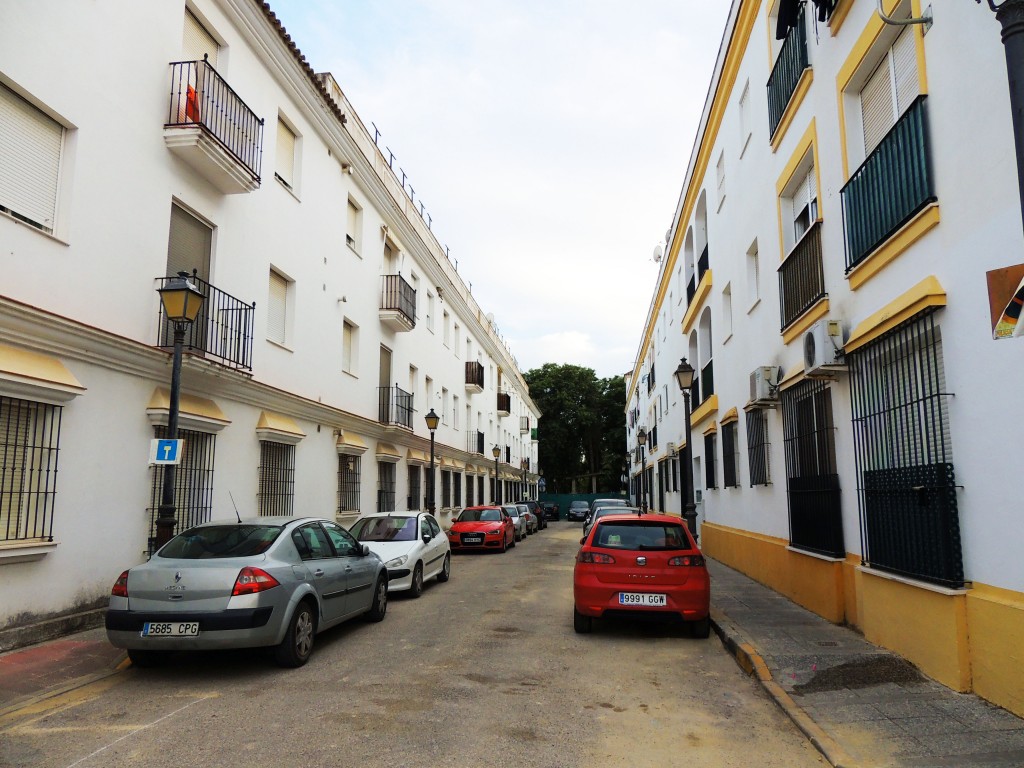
<box><xmin>492</xmin><ymin>444</ymin><xmax>501</xmax><ymax>504</ymax></box>
<box><xmin>154</xmin><ymin>272</ymin><xmax>205</xmax><ymax>549</ymax></box>
<box><xmin>637</xmin><ymin>426</ymin><xmax>647</xmax><ymax>514</ymax></box>
<box><xmin>425</xmin><ymin>408</ymin><xmax>439</xmax><ymax>515</ymax></box>
<box><xmin>674</xmin><ymin>357</ymin><xmax>698</xmax><ymax>538</ymax></box>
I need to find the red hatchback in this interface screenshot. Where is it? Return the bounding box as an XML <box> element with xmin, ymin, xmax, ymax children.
<box><xmin>573</xmin><ymin>513</ymin><xmax>710</xmax><ymax>636</ymax></box>
<box><xmin>447</xmin><ymin>506</ymin><xmax>515</xmax><ymax>553</ymax></box>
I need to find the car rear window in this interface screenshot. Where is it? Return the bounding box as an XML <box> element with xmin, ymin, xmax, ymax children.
<box><xmin>459</xmin><ymin>508</ymin><xmax>501</xmax><ymax>522</ymax></box>
<box><xmin>350</xmin><ymin>516</ymin><xmax>416</xmax><ymax>542</ymax></box>
<box><xmin>593</xmin><ymin>522</ymin><xmax>691</xmax><ymax>551</ymax></box>
<box><xmin>159</xmin><ymin>525</ymin><xmax>283</xmax><ymax>559</ymax></box>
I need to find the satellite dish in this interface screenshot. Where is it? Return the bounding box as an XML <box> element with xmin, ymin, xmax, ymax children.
<box><xmin>486</xmin><ymin>313</ymin><xmax>495</xmax><ymax>324</ymax></box>
<box><xmin>652</xmin><ymin>244</ymin><xmax>664</xmax><ymax>263</ymax></box>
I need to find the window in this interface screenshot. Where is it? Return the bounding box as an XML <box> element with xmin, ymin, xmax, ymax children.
<box><xmin>466</xmin><ymin>471</ymin><xmax>474</xmax><ymax>506</ymax></box>
<box><xmin>739</xmin><ymin>81</ymin><xmax>751</xmax><ymax>155</ymax></box>
<box><xmin>267</xmin><ymin>269</ymin><xmax>290</xmax><ymax>345</ymax></box>
<box><xmin>441</xmin><ymin>470</ymin><xmax>451</xmax><ymax>508</ymax></box>
<box><xmin>342</xmin><ymin>319</ymin><xmax>358</xmax><ymax>375</ymax></box>
<box><xmin>258</xmin><ymin>441</ymin><xmax>294</xmax><ymax>516</ymax></box>
<box><xmin>443</xmin><ymin>311</ymin><xmax>451</xmax><ymax>346</ymax></box>
<box><xmin>454</xmin><ymin>324</ymin><xmax>461</xmax><ymax>356</ymax></box>
<box><xmin>167</xmin><ymin>203</ymin><xmax>211</xmax><ymax>281</ymax></box>
<box><xmin>425</xmin><ymin>377</ymin><xmax>434</xmax><ymax>408</ymax></box>
<box><xmin>149</xmin><ymin>427</ymin><xmax>215</xmax><ymax>553</ymax></box>
<box><xmin>377</xmin><ymin>462</ymin><xmax>396</xmax><ymax>512</ymax></box>
<box><xmin>722</xmin><ymin>422</ymin><xmax>739</xmax><ymax>488</ymax></box>
<box><xmin>860</xmin><ymin>26</ymin><xmax>918</xmax><ymax>157</ymax></box>
<box><xmin>426</xmin><ymin>292</ymin><xmax>435</xmax><ymax>331</ymax></box>
<box><xmin>442</xmin><ymin>388</ymin><xmax>449</xmax><ymax>424</ymax></box>
<box><xmin>275</xmin><ymin>117</ymin><xmax>297</xmax><ymax>190</ymax></box>
<box><xmin>704</xmin><ymin>433</ymin><xmax>717</xmax><ymax>490</ymax></box>
<box><xmin>0</xmin><ymin>396</ymin><xmax>62</xmax><ymax>544</ymax></box>
<box><xmin>183</xmin><ymin>8</ymin><xmax>219</xmax><ymax>65</ymax></box>
<box><xmin>746</xmin><ymin>240</ymin><xmax>760</xmax><ymax>308</ymax></box>
<box><xmin>0</xmin><ymin>83</ymin><xmax>66</xmax><ymax>235</ymax></box>
<box><xmin>453</xmin><ymin>394</ymin><xmax>460</xmax><ymax>429</ymax></box>
<box><xmin>339</xmin><ymin>454</ymin><xmax>360</xmax><ymax>513</ymax></box>
<box><xmin>346</xmin><ymin>198</ymin><xmax>361</xmax><ymax>252</ymax></box>
<box><xmin>716</xmin><ymin>151</ymin><xmax>725</xmax><ymax>209</ymax></box>
<box><xmin>790</xmin><ymin>165</ymin><xmax>818</xmax><ymax>246</ymax></box>
<box><xmin>411</xmin><ymin>273</ymin><xmax>420</xmax><ymax>319</ymax></box>
<box><xmin>722</xmin><ymin>284</ymin><xmax>733</xmax><ymax>341</ymax></box>
<box><xmin>745</xmin><ymin>409</ymin><xmax>771</xmax><ymax>486</ymax></box>
<box><xmin>407</xmin><ymin>465</ymin><xmax>421</xmax><ymax>510</ymax></box>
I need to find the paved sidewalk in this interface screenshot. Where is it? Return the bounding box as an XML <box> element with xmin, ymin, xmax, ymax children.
<box><xmin>709</xmin><ymin>559</ymin><xmax>1024</xmax><ymax>768</ymax></box>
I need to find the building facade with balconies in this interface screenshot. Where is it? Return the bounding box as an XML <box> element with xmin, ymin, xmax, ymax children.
<box><xmin>626</xmin><ymin>0</ymin><xmax>1024</xmax><ymax>717</ymax></box>
<box><xmin>0</xmin><ymin>0</ymin><xmax>539</xmax><ymax>647</ymax></box>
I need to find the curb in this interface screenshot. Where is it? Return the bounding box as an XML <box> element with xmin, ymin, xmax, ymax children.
<box><xmin>0</xmin><ymin>656</ymin><xmax>129</xmax><ymax>724</ymax></box>
<box><xmin>710</xmin><ymin>607</ymin><xmax>860</xmax><ymax>768</ymax></box>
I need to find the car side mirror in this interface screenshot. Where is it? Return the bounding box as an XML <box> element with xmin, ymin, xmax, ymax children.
<box><xmin>422</xmin><ymin>533</ymin><xmax>432</xmax><ymax>543</ymax></box>
<box><xmin>580</xmin><ymin>537</ymin><xmax>585</xmax><ymax>545</ymax></box>
<box><xmin>360</xmin><ymin>543</ymin><xmax>370</xmax><ymax>557</ymax></box>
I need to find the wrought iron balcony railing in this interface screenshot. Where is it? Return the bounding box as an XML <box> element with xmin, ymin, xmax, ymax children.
<box><xmin>767</xmin><ymin>5</ymin><xmax>808</xmax><ymax>139</ymax></box>
<box><xmin>166</xmin><ymin>58</ymin><xmax>263</xmax><ymax>183</ymax></box>
<box><xmin>378</xmin><ymin>386</ymin><xmax>413</xmax><ymax>429</ymax></box>
<box><xmin>496</xmin><ymin>391</ymin><xmax>511</xmax><ymax>414</ymax></box>
<box><xmin>787</xmin><ymin>473</ymin><xmax>845</xmax><ymax>557</ymax></box>
<box><xmin>465</xmin><ymin>361</ymin><xmax>484</xmax><ymax>390</ymax></box>
<box><xmin>778</xmin><ymin>220</ymin><xmax>825</xmax><ymax>330</ymax></box>
<box><xmin>686</xmin><ymin>273</ymin><xmax>697</xmax><ymax>305</ymax></box>
<box><xmin>842</xmin><ymin>95</ymin><xmax>935</xmax><ymax>271</ymax></box>
<box><xmin>467</xmin><ymin>430</ymin><xmax>485</xmax><ymax>455</ymax></box>
<box><xmin>157</xmin><ymin>274</ymin><xmax>254</xmax><ymax>371</ymax></box>
<box><xmin>697</xmin><ymin>243</ymin><xmax>710</xmax><ymax>283</ymax></box>
<box><xmin>700</xmin><ymin>360</ymin><xmax>714</xmax><ymax>404</ymax></box>
<box><xmin>379</xmin><ymin>274</ymin><xmax>416</xmax><ymax>329</ymax></box>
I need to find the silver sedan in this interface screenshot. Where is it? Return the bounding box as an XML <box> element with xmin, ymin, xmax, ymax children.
<box><xmin>502</xmin><ymin>505</ymin><xmax>528</xmax><ymax>541</ymax></box>
<box><xmin>105</xmin><ymin>516</ymin><xmax>388</xmax><ymax>668</ymax></box>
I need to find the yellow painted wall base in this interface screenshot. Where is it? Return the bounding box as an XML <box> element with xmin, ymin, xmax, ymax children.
<box><xmin>966</xmin><ymin>584</ymin><xmax>1024</xmax><ymax>719</ymax></box>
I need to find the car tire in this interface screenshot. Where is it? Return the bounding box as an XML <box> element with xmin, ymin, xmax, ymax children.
<box><xmin>410</xmin><ymin>563</ymin><xmax>424</xmax><ymax>598</ymax></box>
<box><xmin>365</xmin><ymin>575</ymin><xmax>388</xmax><ymax>622</ymax></box>
<box><xmin>437</xmin><ymin>553</ymin><xmax>451</xmax><ymax>582</ymax></box>
<box><xmin>127</xmin><ymin>649</ymin><xmax>168</xmax><ymax>668</ymax></box>
<box><xmin>573</xmin><ymin>607</ymin><xmax>593</xmax><ymax>634</ymax></box>
<box><xmin>499</xmin><ymin>534</ymin><xmax>507</xmax><ymax>553</ymax></box>
<box><xmin>691</xmin><ymin>616</ymin><xmax>711</xmax><ymax>639</ymax></box>
<box><xmin>275</xmin><ymin>600</ymin><xmax>316</xmax><ymax>668</ymax></box>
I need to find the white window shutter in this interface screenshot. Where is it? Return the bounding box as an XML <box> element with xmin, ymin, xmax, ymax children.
<box><xmin>0</xmin><ymin>85</ymin><xmax>63</xmax><ymax>233</ymax></box>
<box><xmin>268</xmin><ymin>271</ymin><xmax>287</xmax><ymax>344</ymax></box>
<box><xmin>167</xmin><ymin>204</ymin><xmax>211</xmax><ymax>280</ymax></box>
<box><xmin>183</xmin><ymin>9</ymin><xmax>218</xmax><ymax>66</ymax></box>
<box><xmin>892</xmin><ymin>27</ymin><xmax>919</xmax><ymax>115</ymax></box>
<box><xmin>860</xmin><ymin>54</ymin><xmax>895</xmax><ymax>155</ymax></box>
<box><xmin>275</xmin><ymin>121</ymin><xmax>295</xmax><ymax>185</ymax></box>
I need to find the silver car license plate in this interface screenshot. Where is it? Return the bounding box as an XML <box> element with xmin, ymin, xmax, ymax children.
<box><xmin>141</xmin><ymin>621</ymin><xmax>200</xmax><ymax>637</ymax></box>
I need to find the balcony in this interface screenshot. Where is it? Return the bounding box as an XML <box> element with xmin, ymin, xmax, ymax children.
<box><xmin>465</xmin><ymin>361</ymin><xmax>484</xmax><ymax>393</ymax></box>
<box><xmin>496</xmin><ymin>391</ymin><xmax>511</xmax><ymax>415</ymax></box>
<box><xmin>842</xmin><ymin>96</ymin><xmax>935</xmax><ymax>272</ymax></box>
<box><xmin>700</xmin><ymin>360</ymin><xmax>714</xmax><ymax>404</ymax></box>
<box><xmin>520</xmin><ymin>416</ymin><xmax>530</xmax><ymax>434</ymax></box>
<box><xmin>164</xmin><ymin>58</ymin><xmax>264</xmax><ymax>194</ymax></box>
<box><xmin>467</xmin><ymin>430</ymin><xmax>485</xmax><ymax>454</ymax></box>
<box><xmin>778</xmin><ymin>220</ymin><xmax>824</xmax><ymax>330</ymax></box>
<box><xmin>766</xmin><ymin>5</ymin><xmax>808</xmax><ymax>139</ymax></box>
<box><xmin>686</xmin><ymin>245</ymin><xmax>710</xmax><ymax>308</ymax></box>
<box><xmin>379</xmin><ymin>274</ymin><xmax>416</xmax><ymax>332</ymax></box>
<box><xmin>378</xmin><ymin>386</ymin><xmax>413</xmax><ymax>431</ymax></box>
<box><xmin>157</xmin><ymin>274</ymin><xmax>254</xmax><ymax>371</ymax></box>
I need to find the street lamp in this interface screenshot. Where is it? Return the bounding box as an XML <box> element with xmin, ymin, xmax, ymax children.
<box><xmin>425</xmin><ymin>408</ymin><xmax>439</xmax><ymax>515</ymax></box>
<box><xmin>674</xmin><ymin>357</ymin><xmax>698</xmax><ymax>538</ymax></box>
<box><xmin>154</xmin><ymin>272</ymin><xmax>205</xmax><ymax>549</ymax></box>
<box><xmin>637</xmin><ymin>426</ymin><xmax>647</xmax><ymax>514</ymax></box>
<box><xmin>492</xmin><ymin>444</ymin><xmax>501</xmax><ymax>504</ymax></box>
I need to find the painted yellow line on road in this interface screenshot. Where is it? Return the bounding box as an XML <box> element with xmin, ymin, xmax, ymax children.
<box><xmin>0</xmin><ymin>674</ymin><xmax>125</xmax><ymax>730</ymax></box>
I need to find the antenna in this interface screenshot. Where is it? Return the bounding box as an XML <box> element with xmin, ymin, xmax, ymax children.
<box><xmin>228</xmin><ymin>491</ymin><xmax>242</xmax><ymax>524</ymax></box>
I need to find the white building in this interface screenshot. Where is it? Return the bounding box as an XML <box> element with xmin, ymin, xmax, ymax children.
<box><xmin>0</xmin><ymin>0</ymin><xmax>539</xmax><ymax>648</ymax></box>
<box><xmin>627</xmin><ymin>0</ymin><xmax>1024</xmax><ymax>717</ymax></box>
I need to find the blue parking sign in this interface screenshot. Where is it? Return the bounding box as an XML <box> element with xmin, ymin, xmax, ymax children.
<box><xmin>149</xmin><ymin>438</ymin><xmax>183</xmax><ymax>465</ymax></box>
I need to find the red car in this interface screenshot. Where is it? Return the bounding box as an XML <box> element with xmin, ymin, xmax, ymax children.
<box><xmin>573</xmin><ymin>512</ymin><xmax>710</xmax><ymax>637</ymax></box>
<box><xmin>447</xmin><ymin>506</ymin><xmax>515</xmax><ymax>553</ymax></box>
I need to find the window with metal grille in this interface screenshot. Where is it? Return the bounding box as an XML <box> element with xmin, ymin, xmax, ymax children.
<box><xmin>704</xmin><ymin>433</ymin><xmax>718</xmax><ymax>489</ymax></box>
<box><xmin>781</xmin><ymin>379</ymin><xmax>844</xmax><ymax>557</ymax></box>
<box><xmin>848</xmin><ymin>310</ymin><xmax>962</xmax><ymax>587</ymax></box>
<box><xmin>722</xmin><ymin>422</ymin><xmax>739</xmax><ymax>488</ymax></box>
<box><xmin>407</xmin><ymin>464</ymin><xmax>420</xmax><ymax>510</ymax></box>
<box><xmin>441</xmin><ymin>470</ymin><xmax>451</xmax><ymax>508</ymax></box>
<box><xmin>466</xmin><ymin>472</ymin><xmax>475</xmax><ymax>506</ymax></box>
<box><xmin>672</xmin><ymin>455</ymin><xmax>680</xmax><ymax>492</ymax></box>
<box><xmin>149</xmin><ymin>427</ymin><xmax>215</xmax><ymax>553</ymax></box>
<box><xmin>454</xmin><ymin>472</ymin><xmax>462</xmax><ymax>507</ymax></box>
<box><xmin>477</xmin><ymin>476</ymin><xmax>484</xmax><ymax>506</ymax></box>
<box><xmin>745</xmin><ymin>409</ymin><xmax>771</xmax><ymax>486</ymax></box>
<box><xmin>339</xmin><ymin>454</ymin><xmax>361</xmax><ymax>514</ymax></box>
<box><xmin>377</xmin><ymin>462</ymin><xmax>396</xmax><ymax>512</ymax></box>
<box><xmin>258</xmin><ymin>441</ymin><xmax>294</xmax><ymax>516</ymax></box>
<box><xmin>0</xmin><ymin>396</ymin><xmax>62</xmax><ymax>543</ymax></box>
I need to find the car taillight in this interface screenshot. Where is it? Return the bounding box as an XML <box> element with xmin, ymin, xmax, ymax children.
<box><xmin>578</xmin><ymin>551</ymin><xmax>615</xmax><ymax>564</ymax></box>
<box><xmin>668</xmin><ymin>555</ymin><xmax>706</xmax><ymax>567</ymax></box>
<box><xmin>111</xmin><ymin>570</ymin><xmax>130</xmax><ymax>597</ymax></box>
<box><xmin>231</xmin><ymin>566</ymin><xmax>280</xmax><ymax>596</ymax></box>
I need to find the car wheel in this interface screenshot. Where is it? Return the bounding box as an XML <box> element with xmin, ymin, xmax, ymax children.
<box><xmin>500</xmin><ymin>535</ymin><xmax>507</xmax><ymax>553</ymax></box>
<box><xmin>437</xmin><ymin>553</ymin><xmax>451</xmax><ymax>582</ymax></box>
<box><xmin>275</xmin><ymin>600</ymin><xmax>316</xmax><ymax>668</ymax></box>
<box><xmin>127</xmin><ymin>649</ymin><xmax>168</xmax><ymax>668</ymax></box>
<box><xmin>691</xmin><ymin>616</ymin><xmax>711</xmax><ymax>639</ymax></box>
<box><xmin>410</xmin><ymin>562</ymin><xmax>424</xmax><ymax>598</ymax></box>
<box><xmin>365</xmin><ymin>575</ymin><xmax>388</xmax><ymax>622</ymax></box>
<box><xmin>573</xmin><ymin>607</ymin><xmax>593</xmax><ymax>634</ymax></box>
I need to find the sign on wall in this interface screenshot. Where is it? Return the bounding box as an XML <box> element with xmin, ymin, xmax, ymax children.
<box><xmin>987</xmin><ymin>264</ymin><xmax>1024</xmax><ymax>340</ymax></box>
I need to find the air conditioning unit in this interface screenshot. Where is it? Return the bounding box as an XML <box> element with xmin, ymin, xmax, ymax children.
<box><xmin>666</xmin><ymin>442</ymin><xmax>677</xmax><ymax>455</ymax></box>
<box><xmin>803</xmin><ymin>319</ymin><xmax>847</xmax><ymax>378</ymax></box>
<box><xmin>749</xmin><ymin>366</ymin><xmax>780</xmax><ymax>404</ymax></box>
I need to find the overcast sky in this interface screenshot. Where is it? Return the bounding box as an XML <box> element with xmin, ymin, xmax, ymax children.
<box><xmin>267</xmin><ymin>0</ymin><xmax>732</xmax><ymax>379</ymax></box>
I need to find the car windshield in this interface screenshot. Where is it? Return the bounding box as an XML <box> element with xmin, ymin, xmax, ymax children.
<box><xmin>459</xmin><ymin>508</ymin><xmax>502</xmax><ymax>522</ymax></box>
<box><xmin>505</xmin><ymin>507</ymin><xmax>520</xmax><ymax>518</ymax></box>
<box><xmin>594</xmin><ymin>506</ymin><xmax>637</xmax><ymax>519</ymax></box>
<box><xmin>570</xmin><ymin>502</ymin><xmax>588</xmax><ymax>509</ymax></box>
<box><xmin>592</xmin><ymin>522</ymin><xmax>691</xmax><ymax>551</ymax></box>
<box><xmin>159</xmin><ymin>524</ymin><xmax>283</xmax><ymax>559</ymax></box>
<box><xmin>349</xmin><ymin>516</ymin><xmax>416</xmax><ymax>542</ymax></box>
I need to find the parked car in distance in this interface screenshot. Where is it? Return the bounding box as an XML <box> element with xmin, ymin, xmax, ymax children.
<box><xmin>517</xmin><ymin>504</ymin><xmax>539</xmax><ymax>535</ymax></box>
<box><xmin>348</xmin><ymin>512</ymin><xmax>451</xmax><ymax>597</ymax></box>
<box><xmin>517</xmin><ymin>500</ymin><xmax>547</xmax><ymax>529</ymax></box>
<box><xmin>106</xmin><ymin>516</ymin><xmax>388</xmax><ymax>669</ymax></box>
<box><xmin>583</xmin><ymin>505</ymin><xmax>641</xmax><ymax>539</ymax></box>
<box><xmin>567</xmin><ymin>500</ymin><xmax>590</xmax><ymax>522</ymax></box>
<box><xmin>447</xmin><ymin>506</ymin><xmax>514</xmax><ymax>552</ymax></box>
<box><xmin>573</xmin><ymin>512</ymin><xmax>710</xmax><ymax>637</ymax></box>
<box><xmin>584</xmin><ymin>498</ymin><xmax>632</xmax><ymax>528</ymax></box>
<box><xmin>504</xmin><ymin>505</ymin><xmax>528</xmax><ymax>541</ymax></box>
<box><xmin>540</xmin><ymin>502</ymin><xmax>559</xmax><ymax>521</ymax></box>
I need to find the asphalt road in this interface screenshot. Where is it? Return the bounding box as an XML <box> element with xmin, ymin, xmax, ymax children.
<box><xmin>1</xmin><ymin>523</ymin><xmax>824</xmax><ymax>768</ymax></box>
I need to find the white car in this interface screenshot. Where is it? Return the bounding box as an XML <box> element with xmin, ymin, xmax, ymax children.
<box><xmin>503</xmin><ymin>505</ymin><xmax>528</xmax><ymax>542</ymax></box>
<box><xmin>348</xmin><ymin>512</ymin><xmax>451</xmax><ymax>597</ymax></box>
